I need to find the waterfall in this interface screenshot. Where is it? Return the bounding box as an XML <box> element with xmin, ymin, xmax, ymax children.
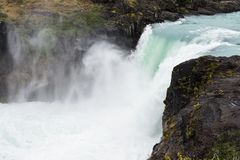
<box><xmin>0</xmin><ymin>12</ymin><xmax>240</xmax><ymax>160</ymax></box>
<box><xmin>1</xmin><ymin>23</ymin><xmax>162</xmax><ymax>160</ymax></box>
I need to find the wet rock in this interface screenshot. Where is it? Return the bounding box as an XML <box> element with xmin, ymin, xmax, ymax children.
<box><xmin>197</xmin><ymin>8</ymin><xmax>215</xmax><ymax>15</ymax></box>
<box><xmin>161</xmin><ymin>11</ymin><xmax>183</xmax><ymax>21</ymax></box>
<box><xmin>149</xmin><ymin>56</ymin><xmax>240</xmax><ymax>159</ymax></box>
<box><xmin>0</xmin><ymin>22</ymin><xmax>13</xmax><ymax>102</ymax></box>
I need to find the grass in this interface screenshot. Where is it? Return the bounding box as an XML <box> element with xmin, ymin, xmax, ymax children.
<box><xmin>0</xmin><ymin>0</ymin><xmax>105</xmax><ymax>36</ymax></box>
<box><xmin>0</xmin><ymin>0</ymin><xmax>101</xmax><ymax>22</ymax></box>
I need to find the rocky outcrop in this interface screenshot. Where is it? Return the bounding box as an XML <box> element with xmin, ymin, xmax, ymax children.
<box><xmin>94</xmin><ymin>0</ymin><xmax>240</xmax><ymax>46</ymax></box>
<box><xmin>149</xmin><ymin>56</ymin><xmax>240</xmax><ymax>159</ymax></box>
<box><xmin>94</xmin><ymin>0</ymin><xmax>182</xmax><ymax>46</ymax></box>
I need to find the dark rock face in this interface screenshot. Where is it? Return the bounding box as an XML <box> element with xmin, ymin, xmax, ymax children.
<box><xmin>0</xmin><ymin>22</ymin><xmax>13</xmax><ymax>102</ymax></box>
<box><xmin>149</xmin><ymin>56</ymin><xmax>240</xmax><ymax>159</ymax></box>
<box><xmin>94</xmin><ymin>0</ymin><xmax>180</xmax><ymax>46</ymax></box>
<box><xmin>0</xmin><ymin>22</ymin><xmax>8</xmax><ymax>58</ymax></box>
<box><xmin>93</xmin><ymin>0</ymin><xmax>240</xmax><ymax>47</ymax></box>
<box><xmin>161</xmin><ymin>11</ymin><xmax>183</xmax><ymax>21</ymax></box>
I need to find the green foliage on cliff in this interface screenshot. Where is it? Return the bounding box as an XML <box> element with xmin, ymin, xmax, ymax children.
<box><xmin>207</xmin><ymin>130</ymin><xmax>240</xmax><ymax>160</ymax></box>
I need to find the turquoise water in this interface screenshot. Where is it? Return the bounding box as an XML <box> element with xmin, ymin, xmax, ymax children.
<box><xmin>139</xmin><ymin>12</ymin><xmax>240</xmax><ymax>76</ymax></box>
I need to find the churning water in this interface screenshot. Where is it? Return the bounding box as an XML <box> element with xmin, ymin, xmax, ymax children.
<box><xmin>1</xmin><ymin>12</ymin><xmax>240</xmax><ymax>160</ymax></box>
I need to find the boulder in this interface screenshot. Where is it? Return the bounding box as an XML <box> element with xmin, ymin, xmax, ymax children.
<box><xmin>161</xmin><ymin>11</ymin><xmax>183</xmax><ymax>21</ymax></box>
<box><xmin>197</xmin><ymin>8</ymin><xmax>215</xmax><ymax>15</ymax></box>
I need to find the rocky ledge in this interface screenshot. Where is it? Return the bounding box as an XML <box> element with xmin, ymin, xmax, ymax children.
<box><xmin>149</xmin><ymin>56</ymin><xmax>240</xmax><ymax>159</ymax></box>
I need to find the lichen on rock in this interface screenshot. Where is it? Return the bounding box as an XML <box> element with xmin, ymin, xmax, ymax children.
<box><xmin>149</xmin><ymin>56</ymin><xmax>240</xmax><ymax>159</ymax></box>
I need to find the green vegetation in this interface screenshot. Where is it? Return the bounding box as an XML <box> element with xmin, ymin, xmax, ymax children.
<box><xmin>0</xmin><ymin>12</ymin><xmax>7</xmax><ymax>21</ymax></box>
<box><xmin>184</xmin><ymin>118</ymin><xmax>198</xmax><ymax>140</ymax></box>
<box><xmin>177</xmin><ymin>152</ymin><xmax>192</xmax><ymax>160</ymax></box>
<box><xmin>177</xmin><ymin>60</ymin><xmax>220</xmax><ymax>97</ymax></box>
<box><xmin>207</xmin><ymin>130</ymin><xmax>240</xmax><ymax>160</ymax></box>
<box><xmin>126</xmin><ymin>0</ymin><xmax>137</xmax><ymax>7</ymax></box>
<box><xmin>0</xmin><ymin>0</ymin><xmax>106</xmax><ymax>37</ymax></box>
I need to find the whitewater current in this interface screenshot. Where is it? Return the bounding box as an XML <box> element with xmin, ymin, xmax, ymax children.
<box><xmin>1</xmin><ymin>12</ymin><xmax>240</xmax><ymax>160</ymax></box>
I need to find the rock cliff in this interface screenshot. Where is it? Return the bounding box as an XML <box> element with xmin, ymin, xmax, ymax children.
<box><xmin>149</xmin><ymin>56</ymin><xmax>240</xmax><ymax>159</ymax></box>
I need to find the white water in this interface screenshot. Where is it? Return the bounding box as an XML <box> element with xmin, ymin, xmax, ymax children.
<box><xmin>1</xmin><ymin>37</ymin><xmax>162</xmax><ymax>160</ymax></box>
<box><xmin>1</xmin><ymin>12</ymin><xmax>240</xmax><ymax>160</ymax></box>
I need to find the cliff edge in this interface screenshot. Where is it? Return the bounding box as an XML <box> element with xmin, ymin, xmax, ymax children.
<box><xmin>149</xmin><ymin>56</ymin><xmax>240</xmax><ymax>159</ymax></box>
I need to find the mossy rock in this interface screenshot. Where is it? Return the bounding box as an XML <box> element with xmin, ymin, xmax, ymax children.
<box><xmin>206</xmin><ymin>130</ymin><xmax>240</xmax><ymax>160</ymax></box>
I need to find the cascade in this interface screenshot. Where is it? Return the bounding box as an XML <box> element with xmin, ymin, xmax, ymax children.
<box><xmin>0</xmin><ymin>12</ymin><xmax>240</xmax><ymax>160</ymax></box>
